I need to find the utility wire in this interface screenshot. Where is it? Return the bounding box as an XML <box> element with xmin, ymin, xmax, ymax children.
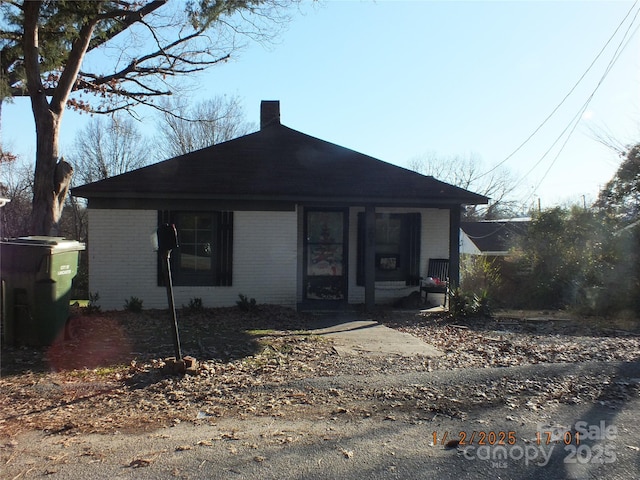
<box><xmin>521</xmin><ymin>3</ymin><xmax>640</xmax><ymax>204</ymax></box>
<box><xmin>473</xmin><ymin>0</ymin><xmax>640</xmax><ymax>183</ymax></box>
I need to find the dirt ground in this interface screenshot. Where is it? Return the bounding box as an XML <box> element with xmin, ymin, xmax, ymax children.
<box><xmin>1</xmin><ymin>307</ymin><xmax>640</xmax><ymax>479</ymax></box>
<box><xmin>1</xmin><ymin>306</ymin><xmax>638</xmax><ymax>439</ymax></box>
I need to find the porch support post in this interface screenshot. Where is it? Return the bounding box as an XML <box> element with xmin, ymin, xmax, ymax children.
<box><xmin>449</xmin><ymin>205</ymin><xmax>461</xmax><ymax>288</ymax></box>
<box><xmin>364</xmin><ymin>205</ymin><xmax>376</xmax><ymax>312</ymax></box>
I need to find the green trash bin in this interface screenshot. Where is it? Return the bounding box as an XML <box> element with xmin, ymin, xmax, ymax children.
<box><xmin>0</xmin><ymin>236</ymin><xmax>85</xmax><ymax>346</ymax></box>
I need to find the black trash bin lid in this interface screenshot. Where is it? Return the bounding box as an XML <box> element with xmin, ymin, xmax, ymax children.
<box><xmin>1</xmin><ymin>236</ymin><xmax>85</xmax><ymax>253</ymax></box>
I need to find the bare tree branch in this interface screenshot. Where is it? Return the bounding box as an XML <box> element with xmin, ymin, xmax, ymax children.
<box><xmin>87</xmin><ymin>0</ymin><xmax>168</xmax><ymax>52</ymax></box>
<box><xmin>3</xmin><ymin>0</ymin><xmax>302</xmax><ymax>234</ymax></box>
<box><xmin>50</xmin><ymin>20</ymin><xmax>97</xmax><ymax>115</ymax></box>
<box><xmin>410</xmin><ymin>152</ymin><xmax>523</xmax><ymax>219</ymax></box>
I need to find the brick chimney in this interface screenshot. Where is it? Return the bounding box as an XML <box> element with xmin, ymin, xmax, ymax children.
<box><xmin>260</xmin><ymin>100</ymin><xmax>280</xmax><ymax>129</ymax></box>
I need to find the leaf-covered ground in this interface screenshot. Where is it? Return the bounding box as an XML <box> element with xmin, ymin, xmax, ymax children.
<box><xmin>1</xmin><ymin>307</ymin><xmax>638</xmax><ymax>438</ymax></box>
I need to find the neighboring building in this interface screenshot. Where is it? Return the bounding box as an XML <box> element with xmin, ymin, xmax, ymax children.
<box><xmin>460</xmin><ymin>219</ymin><xmax>530</xmax><ymax>257</ymax></box>
<box><xmin>72</xmin><ymin>101</ymin><xmax>488</xmax><ymax>311</ymax></box>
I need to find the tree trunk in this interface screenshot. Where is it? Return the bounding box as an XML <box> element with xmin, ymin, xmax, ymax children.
<box><xmin>23</xmin><ymin>0</ymin><xmax>90</xmax><ymax>236</ymax></box>
<box><xmin>30</xmin><ymin>107</ymin><xmax>73</xmax><ymax>236</ymax></box>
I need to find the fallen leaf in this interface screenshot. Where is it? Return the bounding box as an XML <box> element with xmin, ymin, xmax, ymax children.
<box><xmin>445</xmin><ymin>440</ymin><xmax>460</xmax><ymax>450</ymax></box>
<box><xmin>340</xmin><ymin>448</ymin><xmax>354</xmax><ymax>459</ymax></box>
<box><xmin>129</xmin><ymin>458</ymin><xmax>152</xmax><ymax>468</ymax></box>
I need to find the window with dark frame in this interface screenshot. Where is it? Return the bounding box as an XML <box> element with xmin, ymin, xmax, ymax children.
<box><xmin>375</xmin><ymin>214</ymin><xmax>403</xmax><ymax>279</ymax></box>
<box><xmin>157</xmin><ymin>211</ymin><xmax>233</xmax><ymax>286</ymax></box>
<box><xmin>357</xmin><ymin>212</ymin><xmax>421</xmax><ymax>285</ymax></box>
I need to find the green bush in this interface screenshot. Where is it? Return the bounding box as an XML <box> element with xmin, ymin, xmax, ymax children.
<box><xmin>124</xmin><ymin>296</ymin><xmax>144</xmax><ymax>313</ymax></box>
<box><xmin>184</xmin><ymin>297</ymin><xmax>204</xmax><ymax>312</ymax></box>
<box><xmin>506</xmin><ymin>207</ymin><xmax>639</xmax><ymax>316</ymax></box>
<box><xmin>85</xmin><ymin>291</ymin><xmax>101</xmax><ymax>314</ymax></box>
<box><xmin>448</xmin><ymin>287</ymin><xmax>493</xmax><ymax>319</ymax></box>
<box><xmin>236</xmin><ymin>294</ymin><xmax>257</xmax><ymax>312</ymax></box>
<box><xmin>460</xmin><ymin>254</ymin><xmax>504</xmax><ymax>307</ymax></box>
<box><xmin>471</xmin><ymin>290</ymin><xmax>492</xmax><ymax>318</ymax></box>
<box><xmin>448</xmin><ymin>287</ymin><xmax>471</xmax><ymax>318</ymax></box>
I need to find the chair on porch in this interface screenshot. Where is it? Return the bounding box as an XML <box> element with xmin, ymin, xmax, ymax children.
<box><xmin>420</xmin><ymin>258</ymin><xmax>449</xmax><ymax>307</ymax></box>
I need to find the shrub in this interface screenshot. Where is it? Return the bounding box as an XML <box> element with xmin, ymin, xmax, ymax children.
<box><xmin>448</xmin><ymin>287</ymin><xmax>471</xmax><ymax>318</ymax></box>
<box><xmin>236</xmin><ymin>294</ymin><xmax>257</xmax><ymax>312</ymax></box>
<box><xmin>85</xmin><ymin>291</ymin><xmax>101</xmax><ymax>314</ymax></box>
<box><xmin>184</xmin><ymin>297</ymin><xmax>204</xmax><ymax>312</ymax></box>
<box><xmin>448</xmin><ymin>287</ymin><xmax>493</xmax><ymax>319</ymax></box>
<box><xmin>460</xmin><ymin>254</ymin><xmax>502</xmax><ymax>296</ymax></box>
<box><xmin>471</xmin><ymin>290</ymin><xmax>492</xmax><ymax>318</ymax></box>
<box><xmin>124</xmin><ymin>296</ymin><xmax>144</xmax><ymax>313</ymax></box>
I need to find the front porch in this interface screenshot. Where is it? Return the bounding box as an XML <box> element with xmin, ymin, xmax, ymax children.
<box><xmin>296</xmin><ymin>204</ymin><xmax>461</xmax><ymax>311</ymax></box>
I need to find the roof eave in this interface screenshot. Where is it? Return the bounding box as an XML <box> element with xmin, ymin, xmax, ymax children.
<box><xmin>72</xmin><ymin>190</ymin><xmax>488</xmax><ymax>207</ymax></box>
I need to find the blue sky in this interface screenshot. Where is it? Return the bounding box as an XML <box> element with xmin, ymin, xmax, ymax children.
<box><xmin>3</xmin><ymin>0</ymin><xmax>639</xmax><ymax>209</ymax></box>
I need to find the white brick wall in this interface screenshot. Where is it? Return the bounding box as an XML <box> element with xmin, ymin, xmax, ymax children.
<box><xmin>88</xmin><ymin>209</ymin><xmax>297</xmax><ymax>310</ymax></box>
<box><xmin>421</xmin><ymin>208</ymin><xmax>451</xmax><ymax>268</ymax></box>
<box><xmin>88</xmin><ymin>209</ymin><xmax>159</xmax><ymax>310</ymax></box>
<box><xmin>232</xmin><ymin>211</ymin><xmax>297</xmax><ymax>306</ymax></box>
<box><xmin>88</xmin><ymin>206</ymin><xmax>450</xmax><ymax>310</ymax></box>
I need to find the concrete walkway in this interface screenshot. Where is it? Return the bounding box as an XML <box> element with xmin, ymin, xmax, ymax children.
<box><xmin>309</xmin><ymin>316</ymin><xmax>443</xmax><ymax>358</ymax></box>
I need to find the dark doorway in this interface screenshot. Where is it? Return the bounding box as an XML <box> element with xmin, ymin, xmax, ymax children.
<box><xmin>303</xmin><ymin>208</ymin><xmax>348</xmax><ymax>304</ymax></box>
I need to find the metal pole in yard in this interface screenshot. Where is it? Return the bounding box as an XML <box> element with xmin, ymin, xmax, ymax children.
<box><xmin>158</xmin><ymin>224</ymin><xmax>182</xmax><ymax>361</ymax></box>
<box><xmin>163</xmin><ymin>250</ymin><xmax>182</xmax><ymax>361</ymax></box>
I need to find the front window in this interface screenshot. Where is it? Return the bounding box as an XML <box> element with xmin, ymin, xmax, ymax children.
<box><xmin>357</xmin><ymin>212</ymin><xmax>421</xmax><ymax>285</ymax></box>
<box><xmin>375</xmin><ymin>214</ymin><xmax>403</xmax><ymax>280</ymax></box>
<box><xmin>158</xmin><ymin>211</ymin><xmax>233</xmax><ymax>286</ymax></box>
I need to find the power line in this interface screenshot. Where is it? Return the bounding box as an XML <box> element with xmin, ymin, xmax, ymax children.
<box><xmin>473</xmin><ymin>0</ymin><xmax>640</xmax><ymax>184</ymax></box>
<box><xmin>522</xmin><ymin>2</ymin><xmax>640</xmax><ymax>203</ymax></box>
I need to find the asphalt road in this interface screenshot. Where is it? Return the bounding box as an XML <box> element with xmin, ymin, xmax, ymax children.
<box><xmin>3</xmin><ymin>360</ymin><xmax>639</xmax><ymax>480</ymax></box>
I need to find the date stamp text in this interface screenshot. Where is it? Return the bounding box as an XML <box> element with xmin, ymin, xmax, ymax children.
<box><xmin>435</xmin><ymin>420</ymin><xmax>618</xmax><ymax>468</ymax></box>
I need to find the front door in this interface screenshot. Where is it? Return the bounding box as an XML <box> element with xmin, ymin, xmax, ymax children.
<box><xmin>304</xmin><ymin>209</ymin><xmax>347</xmax><ymax>302</ymax></box>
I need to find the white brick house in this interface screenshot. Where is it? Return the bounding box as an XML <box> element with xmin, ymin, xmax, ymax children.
<box><xmin>73</xmin><ymin>101</ymin><xmax>487</xmax><ymax>311</ymax></box>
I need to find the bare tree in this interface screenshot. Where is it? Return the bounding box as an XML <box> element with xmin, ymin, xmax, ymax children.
<box><xmin>0</xmin><ymin>0</ymin><xmax>300</xmax><ymax>235</ymax></box>
<box><xmin>156</xmin><ymin>95</ymin><xmax>255</xmax><ymax>158</ymax></box>
<box><xmin>63</xmin><ymin>115</ymin><xmax>152</xmax><ymax>241</ymax></box>
<box><xmin>409</xmin><ymin>152</ymin><xmax>522</xmax><ymax>220</ymax></box>
<box><xmin>69</xmin><ymin>116</ymin><xmax>152</xmax><ymax>185</ymax></box>
<box><xmin>0</xmin><ymin>154</ymin><xmax>33</xmax><ymax>237</ymax></box>
<box><xmin>586</xmin><ymin>123</ymin><xmax>632</xmax><ymax>159</ymax></box>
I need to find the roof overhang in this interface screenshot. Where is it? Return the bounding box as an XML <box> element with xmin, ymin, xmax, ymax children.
<box><xmin>81</xmin><ymin>192</ymin><xmax>486</xmax><ymax>211</ymax></box>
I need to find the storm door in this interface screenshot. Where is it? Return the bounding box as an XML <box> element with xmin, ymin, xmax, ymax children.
<box><xmin>304</xmin><ymin>209</ymin><xmax>347</xmax><ymax>301</ymax></box>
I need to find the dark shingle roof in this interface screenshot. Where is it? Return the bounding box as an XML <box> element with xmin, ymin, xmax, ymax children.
<box><xmin>461</xmin><ymin>221</ymin><xmax>529</xmax><ymax>254</ymax></box>
<box><xmin>72</xmin><ymin>122</ymin><xmax>488</xmax><ymax>206</ymax></box>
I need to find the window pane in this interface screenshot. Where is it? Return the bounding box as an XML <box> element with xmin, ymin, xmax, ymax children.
<box><xmin>198</xmin><ymin>230</ymin><xmax>213</xmax><ymax>244</ymax></box>
<box><xmin>307</xmin><ymin>212</ymin><xmax>343</xmax><ymax>243</ymax></box>
<box><xmin>197</xmin><ymin>216</ymin><xmax>213</xmax><ymax>230</ymax></box>
<box><xmin>375</xmin><ymin>214</ymin><xmax>404</xmax><ymax>279</ymax></box>
<box><xmin>176</xmin><ymin>213</ymin><xmax>213</xmax><ymax>274</ymax></box>
<box><xmin>376</xmin><ymin>215</ymin><xmax>401</xmax><ymax>244</ymax></box>
<box><xmin>181</xmin><ymin>215</ymin><xmax>196</xmax><ymax>229</ymax></box>
<box><xmin>307</xmin><ymin>245</ymin><xmax>343</xmax><ymax>276</ymax></box>
<box><xmin>180</xmin><ymin>230</ymin><xmax>196</xmax><ymax>245</ymax></box>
